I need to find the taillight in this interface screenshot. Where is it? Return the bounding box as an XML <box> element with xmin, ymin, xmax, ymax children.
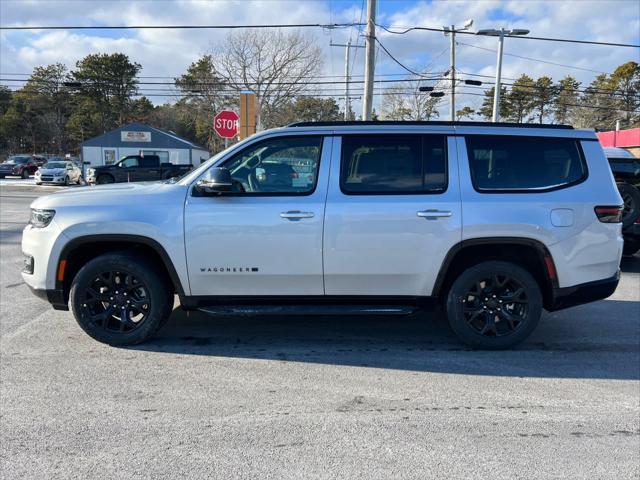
<box><xmin>594</xmin><ymin>206</ymin><xmax>623</xmax><ymax>223</ymax></box>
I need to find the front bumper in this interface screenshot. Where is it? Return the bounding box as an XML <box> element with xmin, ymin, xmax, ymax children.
<box><xmin>548</xmin><ymin>271</ymin><xmax>620</xmax><ymax>311</ymax></box>
<box><xmin>26</xmin><ymin>285</ymin><xmax>68</xmax><ymax>310</ymax></box>
<box><xmin>37</xmin><ymin>175</ymin><xmax>67</xmax><ymax>184</ymax></box>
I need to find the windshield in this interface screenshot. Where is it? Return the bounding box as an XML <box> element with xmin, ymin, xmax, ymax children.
<box><xmin>5</xmin><ymin>156</ymin><xmax>29</xmax><ymax>164</ymax></box>
<box><xmin>44</xmin><ymin>162</ymin><xmax>67</xmax><ymax>169</ymax></box>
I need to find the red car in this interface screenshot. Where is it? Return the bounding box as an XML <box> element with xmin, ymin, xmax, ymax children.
<box><xmin>0</xmin><ymin>155</ymin><xmax>41</xmax><ymax>179</ymax></box>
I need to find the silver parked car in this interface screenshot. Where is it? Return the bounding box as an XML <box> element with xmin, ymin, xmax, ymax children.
<box><xmin>35</xmin><ymin>160</ymin><xmax>83</xmax><ymax>186</ymax></box>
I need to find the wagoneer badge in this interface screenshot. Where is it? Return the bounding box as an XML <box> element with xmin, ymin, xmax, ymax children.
<box><xmin>200</xmin><ymin>267</ymin><xmax>259</xmax><ymax>273</ymax></box>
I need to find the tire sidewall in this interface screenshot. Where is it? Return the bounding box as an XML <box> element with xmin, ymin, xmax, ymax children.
<box><xmin>70</xmin><ymin>253</ymin><xmax>172</xmax><ymax>346</ymax></box>
<box><xmin>618</xmin><ymin>183</ymin><xmax>640</xmax><ymax>228</ymax></box>
<box><xmin>446</xmin><ymin>261</ymin><xmax>543</xmax><ymax>349</ymax></box>
<box><xmin>97</xmin><ymin>175</ymin><xmax>114</xmax><ymax>185</ymax></box>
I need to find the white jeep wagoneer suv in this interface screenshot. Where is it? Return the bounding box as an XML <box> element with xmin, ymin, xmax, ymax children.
<box><xmin>22</xmin><ymin>121</ymin><xmax>624</xmax><ymax>348</ymax></box>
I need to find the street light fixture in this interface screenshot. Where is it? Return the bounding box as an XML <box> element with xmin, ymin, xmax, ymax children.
<box><xmin>476</xmin><ymin>27</ymin><xmax>530</xmax><ymax>122</ymax></box>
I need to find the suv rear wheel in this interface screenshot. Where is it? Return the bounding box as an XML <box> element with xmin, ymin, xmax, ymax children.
<box><xmin>69</xmin><ymin>252</ymin><xmax>173</xmax><ymax>345</ymax></box>
<box><xmin>446</xmin><ymin>261</ymin><xmax>543</xmax><ymax>349</ymax></box>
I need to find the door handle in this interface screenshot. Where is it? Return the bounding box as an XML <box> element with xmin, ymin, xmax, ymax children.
<box><xmin>417</xmin><ymin>210</ymin><xmax>452</xmax><ymax>220</ymax></box>
<box><xmin>280</xmin><ymin>210</ymin><xmax>315</xmax><ymax>220</ymax></box>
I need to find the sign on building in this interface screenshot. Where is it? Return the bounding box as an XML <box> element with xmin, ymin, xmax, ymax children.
<box><xmin>121</xmin><ymin>131</ymin><xmax>152</xmax><ymax>142</ymax></box>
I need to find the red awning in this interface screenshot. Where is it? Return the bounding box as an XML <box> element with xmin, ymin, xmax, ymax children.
<box><xmin>596</xmin><ymin>128</ymin><xmax>640</xmax><ymax>148</ymax></box>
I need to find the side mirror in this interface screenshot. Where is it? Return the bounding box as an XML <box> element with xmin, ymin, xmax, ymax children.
<box><xmin>193</xmin><ymin>168</ymin><xmax>233</xmax><ymax>196</ymax></box>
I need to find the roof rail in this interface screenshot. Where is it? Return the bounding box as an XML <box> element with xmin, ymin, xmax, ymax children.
<box><xmin>287</xmin><ymin>120</ymin><xmax>574</xmax><ymax>130</ymax></box>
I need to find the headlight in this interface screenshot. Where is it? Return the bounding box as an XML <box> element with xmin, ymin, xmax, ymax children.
<box><xmin>29</xmin><ymin>209</ymin><xmax>56</xmax><ymax>228</ymax></box>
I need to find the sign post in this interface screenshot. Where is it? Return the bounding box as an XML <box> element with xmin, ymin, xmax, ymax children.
<box><xmin>213</xmin><ymin>111</ymin><xmax>239</xmax><ymax>146</ymax></box>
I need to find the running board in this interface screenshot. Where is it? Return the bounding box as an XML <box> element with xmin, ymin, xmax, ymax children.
<box><xmin>197</xmin><ymin>305</ymin><xmax>417</xmax><ymax>316</ymax></box>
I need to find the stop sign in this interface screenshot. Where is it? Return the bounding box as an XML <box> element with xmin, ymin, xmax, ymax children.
<box><xmin>213</xmin><ymin>110</ymin><xmax>239</xmax><ymax>139</ymax></box>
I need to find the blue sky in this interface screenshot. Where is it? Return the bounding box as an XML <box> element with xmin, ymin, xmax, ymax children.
<box><xmin>1</xmin><ymin>0</ymin><xmax>639</xmax><ymax>115</ymax></box>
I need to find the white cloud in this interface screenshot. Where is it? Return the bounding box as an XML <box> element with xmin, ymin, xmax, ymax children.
<box><xmin>1</xmin><ymin>0</ymin><xmax>638</xmax><ymax>116</ymax></box>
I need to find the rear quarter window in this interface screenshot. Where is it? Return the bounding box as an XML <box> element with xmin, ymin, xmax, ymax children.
<box><xmin>465</xmin><ymin>135</ymin><xmax>587</xmax><ymax>192</ymax></box>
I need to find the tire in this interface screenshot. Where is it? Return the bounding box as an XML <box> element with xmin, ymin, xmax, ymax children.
<box><xmin>622</xmin><ymin>239</ymin><xmax>640</xmax><ymax>257</ymax></box>
<box><xmin>96</xmin><ymin>174</ymin><xmax>115</xmax><ymax>185</ymax></box>
<box><xmin>21</xmin><ymin>169</ymin><xmax>29</xmax><ymax>179</ymax></box>
<box><xmin>70</xmin><ymin>252</ymin><xmax>173</xmax><ymax>346</ymax></box>
<box><xmin>0</xmin><ymin>175</ymin><xmax>5</xmax><ymax>179</ymax></box>
<box><xmin>445</xmin><ymin>261</ymin><xmax>543</xmax><ymax>349</ymax></box>
<box><xmin>617</xmin><ymin>183</ymin><xmax>640</xmax><ymax>229</ymax></box>
<box><xmin>35</xmin><ymin>182</ymin><xmax>42</xmax><ymax>185</ymax></box>
<box><xmin>64</xmin><ymin>175</ymin><xmax>70</xmax><ymax>186</ymax></box>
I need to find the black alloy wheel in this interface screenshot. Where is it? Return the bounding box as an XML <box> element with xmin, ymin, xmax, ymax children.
<box><xmin>446</xmin><ymin>261</ymin><xmax>543</xmax><ymax>349</ymax></box>
<box><xmin>79</xmin><ymin>270</ymin><xmax>152</xmax><ymax>334</ymax></box>
<box><xmin>70</xmin><ymin>252</ymin><xmax>172</xmax><ymax>345</ymax></box>
<box><xmin>461</xmin><ymin>274</ymin><xmax>528</xmax><ymax>337</ymax></box>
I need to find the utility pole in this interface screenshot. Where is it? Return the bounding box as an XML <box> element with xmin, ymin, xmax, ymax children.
<box><xmin>362</xmin><ymin>0</ymin><xmax>376</xmax><ymax>120</ymax></box>
<box><xmin>477</xmin><ymin>27</ymin><xmax>530</xmax><ymax>122</ymax></box>
<box><xmin>331</xmin><ymin>41</ymin><xmax>365</xmax><ymax>120</ymax></box>
<box><xmin>449</xmin><ymin>25</ymin><xmax>456</xmax><ymax>121</ymax></box>
<box><xmin>444</xmin><ymin>20</ymin><xmax>472</xmax><ymax>121</ymax></box>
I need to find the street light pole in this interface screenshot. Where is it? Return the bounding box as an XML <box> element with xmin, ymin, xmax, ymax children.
<box><xmin>477</xmin><ymin>27</ymin><xmax>530</xmax><ymax>122</ymax></box>
<box><xmin>492</xmin><ymin>29</ymin><xmax>505</xmax><ymax>123</ymax></box>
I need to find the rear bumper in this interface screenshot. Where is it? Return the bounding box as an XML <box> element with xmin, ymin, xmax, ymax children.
<box><xmin>548</xmin><ymin>271</ymin><xmax>620</xmax><ymax>311</ymax></box>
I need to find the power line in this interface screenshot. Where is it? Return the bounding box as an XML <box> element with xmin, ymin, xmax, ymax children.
<box><xmin>1</xmin><ymin>20</ymin><xmax>637</xmax><ymax>48</ymax></box>
<box><xmin>0</xmin><ymin>22</ymin><xmax>363</xmax><ymax>31</ymax></box>
<box><xmin>374</xmin><ymin>38</ymin><xmax>440</xmax><ymax>78</ymax></box>
<box><xmin>456</xmin><ymin>42</ymin><xmax>609</xmax><ymax>75</ymax></box>
<box><xmin>377</xmin><ymin>24</ymin><xmax>640</xmax><ymax>48</ymax></box>
<box><xmin>0</xmin><ymin>76</ymin><xmax>446</xmax><ymax>87</ymax></box>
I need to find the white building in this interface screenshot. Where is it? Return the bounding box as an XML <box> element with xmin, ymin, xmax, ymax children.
<box><xmin>81</xmin><ymin>122</ymin><xmax>210</xmax><ymax>167</ymax></box>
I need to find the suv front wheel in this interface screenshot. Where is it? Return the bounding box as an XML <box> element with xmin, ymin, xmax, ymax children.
<box><xmin>446</xmin><ymin>261</ymin><xmax>543</xmax><ymax>349</ymax></box>
<box><xmin>70</xmin><ymin>252</ymin><xmax>173</xmax><ymax>345</ymax></box>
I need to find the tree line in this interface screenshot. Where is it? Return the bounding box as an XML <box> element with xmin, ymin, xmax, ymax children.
<box><xmin>0</xmin><ymin>29</ymin><xmax>637</xmax><ymax>157</ymax></box>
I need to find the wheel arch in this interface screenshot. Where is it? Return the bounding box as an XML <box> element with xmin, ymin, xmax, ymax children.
<box><xmin>56</xmin><ymin>234</ymin><xmax>186</xmax><ymax>303</ymax></box>
<box><xmin>433</xmin><ymin>237</ymin><xmax>559</xmax><ymax>310</ymax></box>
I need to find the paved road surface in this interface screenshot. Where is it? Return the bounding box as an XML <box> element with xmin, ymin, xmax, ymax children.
<box><xmin>1</xmin><ymin>185</ymin><xmax>638</xmax><ymax>479</ymax></box>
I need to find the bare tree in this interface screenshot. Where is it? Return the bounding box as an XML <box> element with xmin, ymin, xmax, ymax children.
<box><xmin>210</xmin><ymin>29</ymin><xmax>323</xmax><ymax>126</ymax></box>
<box><xmin>381</xmin><ymin>83</ymin><xmax>441</xmax><ymax>120</ymax></box>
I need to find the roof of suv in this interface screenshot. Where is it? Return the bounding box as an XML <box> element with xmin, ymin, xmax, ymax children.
<box><xmin>288</xmin><ymin>121</ymin><xmax>574</xmax><ymax>129</ymax></box>
<box><xmin>271</xmin><ymin>121</ymin><xmax>596</xmax><ymax>141</ymax></box>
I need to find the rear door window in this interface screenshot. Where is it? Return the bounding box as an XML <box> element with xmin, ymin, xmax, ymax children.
<box><xmin>340</xmin><ymin>135</ymin><xmax>447</xmax><ymax>194</ymax></box>
<box><xmin>465</xmin><ymin>135</ymin><xmax>587</xmax><ymax>192</ymax></box>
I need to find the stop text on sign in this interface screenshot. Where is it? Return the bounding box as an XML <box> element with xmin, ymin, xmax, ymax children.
<box><xmin>213</xmin><ymin>110</ymin><xmax>240</xmax><ymax>139</ymax></box>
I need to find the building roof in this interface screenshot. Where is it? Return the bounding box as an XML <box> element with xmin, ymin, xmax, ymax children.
<box><xmin>597</xmin><ymin>128</ymin><xmax>640</xmax><ymax>148</ymax></box>
<box><xmin>81</xmin><ymin>122</ymin><xmax>208</xmax><ymax>151</ymax></box>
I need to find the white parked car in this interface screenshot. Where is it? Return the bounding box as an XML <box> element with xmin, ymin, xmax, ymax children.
<box><xmin>21</xmin><ymin>121</ymin><xmax>623</xmax><ymax>348</ymax></box>
<box><xmin>35</xmin><ymin>160</ymin><xmax>83</xmax><ymax>186</ymax></box>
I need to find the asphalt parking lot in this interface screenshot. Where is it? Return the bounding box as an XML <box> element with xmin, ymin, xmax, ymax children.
<box><xmin>1</xmin><ymin>184</ymin><xmax>638</xmax><ymax>479</ymax></box>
